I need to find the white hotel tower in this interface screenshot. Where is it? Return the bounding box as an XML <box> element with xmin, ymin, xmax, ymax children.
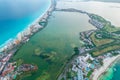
<box><xmin>17</xmin><ymin>32</ymin><xmax>24</xmax><ymax>41</ymax></box>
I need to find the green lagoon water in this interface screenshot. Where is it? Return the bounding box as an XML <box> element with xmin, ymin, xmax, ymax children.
<box><xmin>13</xmin><ymin>11</ymin><xmax>95</xmax><ymax>80</ymax></box>
<box><xmin>11</xmin><ymin>0</ymin><xmax>120</xmax><ymax>80</ymax></box>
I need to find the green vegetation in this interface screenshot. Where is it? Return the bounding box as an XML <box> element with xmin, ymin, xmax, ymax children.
<box><xmin>89</xmin><ymin>13</ymin><xmax>120</xmax><ymax>56</ymax></box>
<box><xmin>61</xmin><ymin>78</ymin><xmax>65</xmax><ymax>80</ymax></box>
<box><xmin>90</xmin><ymin>14</ymin><xmax>107</xmax><ymax>23</ymax></box>
<box><xmin>92</xmin><ymin>45</ymin><xmax>120</xmax><ymax>56</ymax></box>
<box><xmin>102</xmin><ymin>22</ymin><xmax>120</xmax><ymax>33</ymax></box>
<box><xmin>90</xmin><ymin>32</ymin><xmax>113</xmax><ymax>47</ymax></box>
<box><xmin>98</xmin><ymin>58</ymin><xmax>103</xmax><ymax>66</ymax></box>
<box><xmin>36</xmin><ymin>72</ymin><xmax>50</xmax><ymax>80</ymax></box>
<box><xmin>87</xmin><ymin>58</ymin><xmax>93</xmax><ymax>63</ymax></box>
<box><xmin>16</xmin><ymin>59</ymin><xmax>24</xmax><ymax>67</ymax></box>
<box><xmin>87</xmin><ymin>70</ymin><xmax>93</xmax><ymax>78</ymax></box>
<box><xmin>34</xmin><ymin>48</ymin><xmax>43</xmax><ymax>56</ymax></box>
<box><xmin>17</xmin><ymin>70</ymin><xmax>37</xmax><ymax>80</ymax></box>
<box><xmin>74</xmin><ymin>47</ymin><xmax>79</xmax><ymax>55</ymax></box>
<box><xmin>39</xmin><ymin>51</ymin><xmax>56</xmax><ymax>62</ymax></box>
<box><xmin>16</xmin><ymin>73</ymin><xmax>32</xmax><ymax>80</ymax></box>
<box><xmin>67</xmin><ymin>70</ymin><xmax>77</xmax><ymax>79</ymax></box>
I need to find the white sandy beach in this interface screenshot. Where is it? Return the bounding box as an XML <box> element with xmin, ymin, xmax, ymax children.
<box><xmin>91</xmin><ymin>55</ymin><xmax>120</xmax><ymax>80</ymax></box>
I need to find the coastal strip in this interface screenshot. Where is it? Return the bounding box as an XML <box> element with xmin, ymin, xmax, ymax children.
<box><xmin>91</xmin><ymin>55</ymin><xmax>120</xmax><ymax>80</ymax></box>
<box><xmin>0</xmin><ymin>0</ymin><xmax>55</xmax><ymax>53</ymax></box>
<box><xmin>0</xmin><ymin>0</ymin><xmax>55</xmax><ymax>79</ymax></box>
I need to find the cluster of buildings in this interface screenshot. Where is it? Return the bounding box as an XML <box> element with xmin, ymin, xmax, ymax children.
<box><xmin>17</xmin><ymin>64</ymin><xmax>38</xmax><ymax>72</ymax></box>
<box><xmin>66</xmin><ymin>53</ymin><xmax>110</xmax><ymax>80</ymax></box>
<box><xmin>0</xmin><ymin>10</ymin><xmax>51</xmax><ymax>80</ymax></box>
<box><xmin>66</xmin><ymin>54</ymin><xmax>95</xmax><ymax>80</ymax></box>
<box><xmin>0</xmin><ymin>51</ymin><xmax>15</xmax><ymax>74</ymax></box>
<box><xmin>0</xmin><ymin>22</ymin><xmax>42</xmax><ymax>80</ymax></box>
<box><xmin>0</xmin><ymin>22</ymin><xmax>43</xmax><ymax>80</ymax></box>
<box><xmin>0</xmin><ymin>1</ymin><xmax>55</xmax><ymax>80</ymax></box>
<box><xmin>0</xmin><ymin>63</ymin><xmax>37</xmax><ymax>80</ymax></box>
<box><xmin>0</xmin><ymin>23</ymin><xmax>43</xmax><ymax>53</ymax></box>
<box><xmin>0</xmin><ymin>50</ymin><xmax>38</xmax><ymax>80</ymax></box>
<box><xmin>64</xmin><ymin>40</ymin><xmax>120</xmax><ymax>80</ymax></box>
<box><xmin>88</xmin><ymin>15</ymin><xmax>105</xmax><ymax>29</ymax></box>
<box><xmin>0</xmin><ymin>50</ymin><xmax>17</xmax><ymax>80</ymax></box>
<box><xmin>79</xmin><ymin>30</ymin><xmax>95</xmax><ymax>53</ymax></box>
<box><xmin>64</xmin><ymin>12</ymin><xmax>120</xmax><ymax>80</ymax></box>
<box><xmin>0</xmin><ymin>0</ymin><xmax>55</xmax><ymax>53</ymax></box>
<box><xmin>89</xmin><ymin>18</ymin><xmax>104</xmax><ymax>29</ymax></box>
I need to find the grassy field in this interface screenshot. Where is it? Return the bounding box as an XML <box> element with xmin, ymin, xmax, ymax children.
<box><xmin>90</xmin><ymin>32</ymin><xmax>113</xmax><ymax>47</ymax></box>
<box><xmin>90</xmin><ymin>27</ymin><xmax>120</xmax><ymax>56</ymax></box>
<box><xmin>90</xmin><ymin>14</ymin><xmax>107</xmax><ymax>23</ymax></box>
<box><xmin>102</xmin><ymin>22</ymin><xmax>120</xmax><ymax>32</ymax></box>
<box><xmin>92</xmin><ymin>44</ymin><xmax>120</xmax><ymax>56</ymax></box>
<box><xmin>89</xmin><ymin>13</ymin><xmax>120</xmax><ymax>56</ymax></box>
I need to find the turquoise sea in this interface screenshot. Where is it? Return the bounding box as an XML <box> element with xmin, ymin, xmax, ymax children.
<box><xmin>99</xmin><ymin>59</ymin><xmax>120</xmax><ymax>80</ymax></box>
<box><xmin>0</xmin><ymin>0</ymin><xmax>51</xmax><ymax>47</ymax></box>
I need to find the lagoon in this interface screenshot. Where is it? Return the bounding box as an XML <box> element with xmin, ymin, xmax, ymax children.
<box><xmin>13</xmin><ymin>11</ymin><xmax>95</xmax><ymax>80</ymax></box>
<box><xmin>6</xmin><ymin>0</ymin><xmax>120</xmax><ymax>80</ymax></box>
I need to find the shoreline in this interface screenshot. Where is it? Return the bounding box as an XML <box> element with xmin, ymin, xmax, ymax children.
<box><xmin>0</xmin><ymin>0</ymin><xmax>55</xmax><ymax>53</ymax></box>
<box><xmin>0</xmin><ymin>0</ymin><xmax>56</xmax><ymax>79</ymax></box>
<box><xmin>91</xmin><ymin>55</ymin><xmax>120</xmax><ymax>80</ymax></box>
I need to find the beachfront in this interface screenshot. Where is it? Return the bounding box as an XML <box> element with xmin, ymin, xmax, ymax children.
<box><xmin>92</xmin><ymin>55</ymin><xmax>120</xmax><ymax>80</ymax></box>
<box><xmin>0</xmin><ymin>0</ymin><xmax>55</xmax><ymax>80</ymax></box>
<box><xmin>0</xmin><ymin>0</ymin><xmax>55</xmax><ymax>53</ymax></box>
<box><xmin>1</xmin><ymin>0</ymin><xmax>120</xmax><ymax>80</ymax></box>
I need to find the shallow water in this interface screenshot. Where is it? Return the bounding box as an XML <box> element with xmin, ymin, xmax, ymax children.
<box><xmin>13</xmin><ymin>11</ymin><xmax>95</xmax><ymax>80</ymax></box>
<box><xmin>56</xmin><ymin>1</ymin><xmax>120</xmax><ymax>26</ymax></box>
<box><xmin>0</xmin><ymin>0</ymin><xmax>51</xmax><ymax>46</ymax></box>
<box><xmin>99</xmin><ymin>58</ymin><xmax>120</xmax><ymax>80</ymax></box>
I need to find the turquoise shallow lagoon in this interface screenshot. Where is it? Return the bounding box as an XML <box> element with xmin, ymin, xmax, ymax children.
<box><xmin>99</xmin><ymin>59</ymin><xmax>120</xmax><ymax>80</ymax></box>
<box><xmin>0</xmin><ymin>0</ymin><xmax>51</xmax><ymax>46</ymax></box>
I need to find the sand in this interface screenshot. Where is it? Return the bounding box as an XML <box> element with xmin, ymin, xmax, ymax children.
<box><xmin>91</xmin><ymin>55</ymin><xmax>120</xmax><ymax>80</ymax></box>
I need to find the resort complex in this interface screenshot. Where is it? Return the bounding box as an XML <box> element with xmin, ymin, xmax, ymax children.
<box><xmin>0</xmin><ymin>0</ymin><xmax>120</xmax><ymax>80</ymax></box>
